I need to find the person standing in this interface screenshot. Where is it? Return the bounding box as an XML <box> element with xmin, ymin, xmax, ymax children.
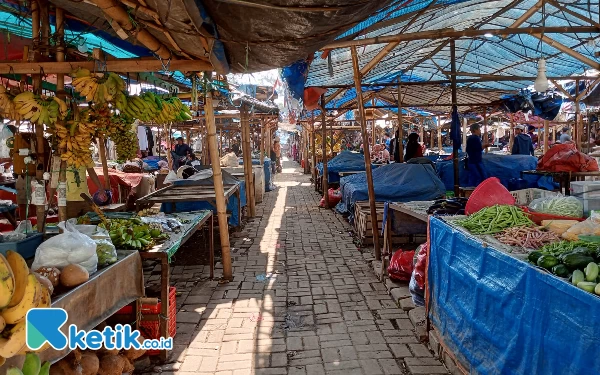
<box><xmin>66</xmin><ymin>165</ymin><xmax>107</xmax><ymax>219</ymax></box>
<box><xmin>466</xmin><ymin>124</ymin><xmax>489</xmax><ymax>187</ymax></box>
<box><xmin>404</xmin><ymin>133</ymin><xmax>424</xmax><ymax>161</ymax></box>
<box><xmin>171</xmin><ymin>137</ymin><xmax>192</xmax><ymax>170</ymax></box>
<box><xmin>559</xmin><ymin>127</ymin><xmax>571</xmax><ymax>144</ymax></box>
<box><xmin>512</xmin><ymin>125</ymin><xmax>535</xmax><ymax>156</ymax></box>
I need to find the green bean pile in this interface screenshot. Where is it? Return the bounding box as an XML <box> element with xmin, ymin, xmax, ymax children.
<box><xmin>456</xmin><ymin>205</ymin><xmax>534</xmax><ymax>235</ymax></box>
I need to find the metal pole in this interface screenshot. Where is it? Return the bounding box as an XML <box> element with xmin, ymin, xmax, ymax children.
<box><xmin>321</xmin><ymin>95</ymin><xmax>329</xmax><ymax>208</ymax></box>
<box><xmin>544</xmin><ymin>120</ymin><xmax>549</xmax><ymax>154</ymax></box>
<box><xmin>351</xmin><ymin>46</ymin><xmax>381</xmax><ymax>260</ymax></box>
<box><xmin>450</xmin><ymin>39</ymin><xmax>460</xmax><ymax>197</ymax></box>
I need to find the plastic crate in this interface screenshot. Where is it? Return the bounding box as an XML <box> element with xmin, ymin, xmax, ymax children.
<box><xmin>570</xmin><ymin>181</ymin><xmax>600</xmax><ymax>216</ymax></box>
<box><xmin>117</xmin><ymin>287</ymin><xmax>176</xmax><ymax>355</ymax></box>
<box><xmin>0</xmin><ymin>232</ymin><xmax>43</xmax><ymax>259</ymax></box>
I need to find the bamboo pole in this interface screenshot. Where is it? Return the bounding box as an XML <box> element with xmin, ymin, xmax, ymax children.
<box><xmin>397</xmin><ymin>81</ymin><xmax>404</xmax><ymax>162</ymax></box>
<box><xmin>483</xmin><ymin>109</ymin><xmax>488</xmax><ymax>153</ymax></box>
<box><xmin>303</xmin><ymin>127</ymin><xmax>309</xmax><ymax>174</ymax></box>
<box><xmin>54</xmin><ymin>7</ymin><xmax>68</xmax><ymax>222</ymax></box>
<box><xmin>351</xmin><ymin>46</ymin><xmax>381</xmax><ymax>260</ymax></box>
<box><xmin>321</xmin><ymin>95</ymin><xmax>329</xmax><ymax>208</ymax></box>
<box><xmin>219</xmin><ymin>128</ymin><xmax>223</xmax><ymax>157</ymax></box>
<box><xmin>260</xmin><ymin>119</ymin><xmax>265</xmax><ymax>165</ymax></box>
<box><xmin>437</xmin><ymin>115</ymin><xmax>442</xmax><ymax>151</ymax></box>
<box><xmin>311</xmin><ymin>113</ymin><xmax>317</xmax><ymax>191</ymax></box>
<box><xmin>575</xmin><ymin>80</ymin><xmax>582</xmax><ymax>150</ymax></box>
<box><xmin>34</xmin><ymin>0</ymin><xmax>46</xmax><ymax>230</ymax></box>
<box><xmin>509</xmin><ymin>114</ymin><xmax>515</xmax><ymax>152</ymax></box>
<box><xmin>98</xmin><ymin>137</ymin><xmax>111</xmax><ymax>192</ymax></box>
<box><xmin>462</xmin><ymin>118</ymin><xmax>467</xmax><ymax>153</ymax></box>
<box><xmin>240</xmin><ymin>104</ymin><xmax>255</xmax><ymax>217</ymax></box>
<box><xmin>544</xmin><ymin>120</ymin><xmax>549</xmax><ymax>154</ymax></box>
<box><xmin>205</xmin><ymin>84</ymin><xmax>232</xmax><ymax>281</ymax></box>
<box><xmin>450</xmin><ymin>39</ymin><xmax>460</xmax><ymax>197</ymax></box>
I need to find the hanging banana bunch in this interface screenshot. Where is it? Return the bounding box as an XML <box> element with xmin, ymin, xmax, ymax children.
<box><xmin>0</xmin><ymin>85</ymin><xmax>20</xmax><ymax>122</ymax></box>
<box><xmin>70</xmin><ymin>68</ymin><xmax>126</xmax><ymax>104</ymax></box>
<box><xmin>13</xmin><ymin>91</ymin><xmax>68</xmax><ymax>126</ymax></box>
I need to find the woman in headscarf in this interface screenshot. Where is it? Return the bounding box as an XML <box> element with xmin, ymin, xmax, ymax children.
<box><xmin>404</xmin><ymin>133</ymin><xmax>423</xmax><ymax>161</ymax></box>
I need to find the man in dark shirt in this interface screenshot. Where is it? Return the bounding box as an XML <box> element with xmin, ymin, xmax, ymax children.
<box><xmin>512</xmin><ymin>125</ymin><xmax>535</xmax><ymax>156</ymax></box>
<box><xmin>172</xmin><ymin>137</ymin><xmax>192</xmax><ymax>170</ymax></box>
<box><xmin>466</xmin><ymin>124</ymin><xmax>489</xmax><ymax>187</ymax></box>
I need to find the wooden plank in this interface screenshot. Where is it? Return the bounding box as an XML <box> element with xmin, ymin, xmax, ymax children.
<box><xmin>0</xmin><ymin>59</ymin><xmax>212</xmax><ymax>74</ymax></box>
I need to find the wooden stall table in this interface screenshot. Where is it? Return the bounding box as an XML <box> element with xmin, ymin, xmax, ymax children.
<box><xmin>381</xmin><ymin>201</ymin><xmax>431</xmax><ymax>279</ymax></box>
<box><xmin>136</xmin><ymin>183</ymin><xmax>241</xmax><ymax>227</ymax></box>
<box><xmin>521</xmin><ymin>170</ymin><xmax>600</xmax><ymax>195</ymax></box>
<box><xmin>138</xmin><ymin>210</ymin><xmax>214</xmax><ymax>362</ymax></box>
<box><xmin>0</xmin><ymin>250</ymin><xmax>144</xmax><ymax>374</ymax></box>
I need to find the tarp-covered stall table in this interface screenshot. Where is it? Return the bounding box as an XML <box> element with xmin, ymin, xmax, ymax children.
<box><xmin>316</xmin><ymin>151</ymin><xmax>377</xmax><ymax>185</ymax></box>
<box><xmin>0</xmin><ymin>250</ymin><xmax>144</xmax><ymax>374</ymax></box>
<box><xmin>427</xmin><ymin>217</ymin><xmax>600</xmax><ymax>374</ymax></box>
<box><xmin>138</xmin><ymin>210</ymin><xmax>213</xmax><ymax>362</ymax></box>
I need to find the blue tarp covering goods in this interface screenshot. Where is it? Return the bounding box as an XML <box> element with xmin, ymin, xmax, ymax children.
<box><xmin>316</xmin><ymin>151</ymin><xmax>370</xmax><ymax>184</ymax></box>
<box><xmin>336</xmin><ymin>163</ymin><xmax>445</xmax><ymax>215</ymax></box>
<box><xmin>436</xmin><ymin>154</ymin><xmax>540</xmax><ymax>192</ymax></box>
<box><xmin>428</xmin><ymin>217</ymin><xmax>600</xmax><ymax>374</ymax></box>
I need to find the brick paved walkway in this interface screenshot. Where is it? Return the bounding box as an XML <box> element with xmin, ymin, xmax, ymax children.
<box><xmin>166</xmin><ymin>158</ymin><xmax>448</xmax><ymax>375</ymax></box>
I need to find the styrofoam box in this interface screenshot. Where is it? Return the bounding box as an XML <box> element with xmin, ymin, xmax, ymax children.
<box><xmin>570</xmin><ymin>181</ymin><xmax>600</xmax><ymax>216</ymax></box>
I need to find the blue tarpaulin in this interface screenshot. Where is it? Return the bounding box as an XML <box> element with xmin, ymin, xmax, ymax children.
<box><xmin>428</xmin><ymin>217</ymin><xmax>600</xmax><ymax>374</ymax></box>
<box><xmin>239</xmin><ymin>158</ymin><xmax>274</xmax><ymax>192</ymax></box>
<box><xmin>336</xmin><ymin>163</ymin><xmax>445</xmax><ymax>216</ymax></box>
<box><xmin>315</xmin><ymin>151</ymin><xmax>374</xmax><ymax>184</ymax></box>
<box><xmin>436</xmin><ymin>154</ymin><xmax>540</xmax><ymax>191</ymax></box>
<box><xmin>160</xmin><ymin>171</ymin><xmax>245</xmax><ymax>226</ymax></box>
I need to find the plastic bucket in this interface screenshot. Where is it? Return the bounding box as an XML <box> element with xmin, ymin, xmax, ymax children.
<box><xmin>465</xmin><ymin>177</ymin><xmax>515</xmax><ymax>215</ymax></box>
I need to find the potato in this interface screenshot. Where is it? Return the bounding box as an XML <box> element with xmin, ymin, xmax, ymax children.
<box><xmin>80</xmin><ymin>352</ymin><xmax>100</xmax><ymax>375</ymax></box>
<box><xmin>97</xmin><ymin>354</ymin><xmax>125</xmax><ymax>375</ymax></box>
<box><xmin>33</xmin><ymin>272</ymin><xmax>55</xmax><ymax>295</ymax></box>
<box><xmin>60</xmin><ymin>264</ymin><xmax>89</xmax><ymax>288</ymax></box>
<box><xmin>35</xmin><ymin>266</ymin><xmax>61</xmax><ymax>287</ymax></box>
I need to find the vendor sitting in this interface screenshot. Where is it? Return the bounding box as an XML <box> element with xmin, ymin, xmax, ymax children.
<box><xmin>171</xmin><ymin>137</ymin><xmax>192</xmax><ymax>170</ymax></box>
<box><xmin>66</xmin><ymin>165</ymin><xmax>106</xmax><ymax>219</ymax></box>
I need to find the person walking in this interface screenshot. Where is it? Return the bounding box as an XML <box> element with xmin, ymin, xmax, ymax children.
<box><xmin>512</xmin><ymin>125</ymin><xmax>535</xmax><ymax>156</ymax></box>
<box><xmin>466</xmin><ymin>124</ymin><xmax>489</xmax><ymax>187</ymax></box>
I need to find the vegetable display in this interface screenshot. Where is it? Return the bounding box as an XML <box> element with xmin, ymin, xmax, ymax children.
<box><xmin>427</xmin><ymin>198</ymin><xmax>467</xmax><ymax>215</ymax></box>
<box><xmin>455</xmin><ymin>205</ymin><xmax>534</xmax><ymax>235</ymax></box>
<box><xmin>494</xmin><ymin>226</ymin><xmax>560</xmax><ymax>249</ymax></box>
<box><xmin>99</xmin><ymin>217</ymin><xmax>169</xmax><ymax>251</ymax></box>
<box><xmin>528</xmin><ymin>195</ymin><xmax>583</xmax><ymax>218</ymax></box>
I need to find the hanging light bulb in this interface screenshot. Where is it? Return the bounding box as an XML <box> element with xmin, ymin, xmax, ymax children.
<box><xmin>534</xmin><ymin>58</ymin><xmax>549</xmax><ymax>92</ymax></box>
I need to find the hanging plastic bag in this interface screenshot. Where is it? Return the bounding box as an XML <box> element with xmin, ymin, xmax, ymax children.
<box><xmin>32</xmin><ymin>221</ymin><xmax>98</xmax><ymax>274</ymax></box>
<box><xmin>91</xmin><ymin>229</ymin><xmax>118</xmax><ymax>266</ymax></box>
<box><xmin>414</xmin><ymin>242</ymin><xmax>429</xmax><ymax>289</ymax></box>
<box><xmin>387</xmin><ymin>250</ymin><xmax>415</xmax><ymax>281</ymax></box>
<box><xmin>164</xmin><ymin>170</ymin><xmax>178</xmax><ymax>184</ymax></box>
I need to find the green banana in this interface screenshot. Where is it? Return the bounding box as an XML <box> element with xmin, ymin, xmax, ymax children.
<box><xmin>21</xmin><ymin>353</ymin><xmax>41</xmax><ymax>375</ymax></box>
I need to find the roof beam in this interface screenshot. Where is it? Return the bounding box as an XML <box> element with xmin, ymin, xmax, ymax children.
<box><xmin>507</xmin><ymin>0</ymin><xmax>544</xmax><ymax>29</ymax></box>
<box><xmin>532</xmin><ymin>33</ymin><xmax>600</xmax><ymax>69</ymax></box>
<box><xmin>546</xmin><ymin>0</ymin><xmax>600</xmax><ymax>28</ymax></box>
<box><xmin>576</xmin><ymin>76</ymin><xmax>600</xmax><ymax>101</ymax></box>
<box><xmin>325</xmin><ymin>103</ymin><xmax>492</xmax><ymax>109</ymax></box>
<box><xmin>320</xmin><ymin>26</ymin><xmax>599</xmax><ymax>49</ymax></box>
<box><xmin>549</xmin><ymin>79</ymin><xmax>574</xmax><ymax>100</ymax></box>
<box><xmin>0</xmin><ymin>59</ymin><xmax>212</xmax><ymax>74</ymax></box>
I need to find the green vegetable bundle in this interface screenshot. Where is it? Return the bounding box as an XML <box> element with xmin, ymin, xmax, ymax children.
<box><xmin>456</xmin><ymin>205</ymin><xmax>534</xmax><ymax>235</ymax></box>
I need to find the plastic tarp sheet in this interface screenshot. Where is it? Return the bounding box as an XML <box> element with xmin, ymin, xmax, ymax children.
<box><xmin>336</xmin><ymin>163</ymin><xmax>445</xmax><ymax>216</ymax></box>
<box><xmin>428</xmin><ymin>217</ymin><xmax>600</xmax><ymax>374</ymax></box>
<box><xmin>159</xmin><ymin>170</ymin><xmax>245</xmax><ymax>226</ymax></box>
<box><xmin>436</xmin><ymin>154</ymin><xmax>540</xmax><ymax>191</ymax></box>
<box><xmin>316</xmin><ymin>151</ymin><xmax>371</xmax><ymax>184</ymax></box>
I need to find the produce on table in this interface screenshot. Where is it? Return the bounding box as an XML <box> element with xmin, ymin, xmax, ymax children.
<box><xmin>528</xmin><ymin>195</ymin><xmax>583</xmax><ymax>218</ymax></box>
<box><xmin>562</xmin><ymin>218</ymin><xmax>600</xmax><ymax>241</ymax></box>
<box><xmin>5</xmin><ymin>251</ymin><xmax>30</xmax><ymax>308</ymax></box>
<box><xmin>537</xmin><ymin>241</ymin><xmax>598</xmax><ymax>256</ymax></box>
<box><xmin>0</xmin><ymin>315</ymin><xmax>5</xmax><ymax>331</ymax></box>
<box><xmin>537</xmin><ymin>255</ymin><xmax>559</xmax><ymax>270</ymax></box>
<box><xmin>494</xmin><ymin>226</ymin><xmax>560</xmax><ymax>249</ymax></box>
<box><xmin>551</xmin><ymin>264</ymin><xmax>570</xmax><ymax>277</ymax></box>
<box><xmin>561</xmin><ymin>253</ymin><xmax>595</xmax><ymax>271</ymax></box>
<box><xmin>12</xmin><ymin>91</ymin><xmax>68</xmax><ymax>126</ymax></box>
<box><xmin>92</xmin><ymin>235</ymin><xmax>118</xmax><ymax>266</ymax></box>
<box><xmin>99</xmin><ymin>217</ymin><xmax>168</xmax><ymax>251</ymax></box>
<box><xmin>80</xmin><ymin>351</ymin><xmax>100</xmax><ymax>375</ymax></box>
<box><xmin>0</xmin><ymin>253</ymin><xmax>16</xmax><ymax>309</ymax></box>
<box><xmin>32</xmin><ymin>273</ymin><xmax>54</xmax><ymax>295</ymax></box>
<box><xmin>595</xmin><ymin>283</ymin><xmax>600</xmax><ymax>295</ymax></box>
<box><xmin>572</xmin><ymin>270</ymin><xmax>585</xmax><ymax>285</ymax></box>
<box><xmin>34</xmin><ymin>267</ymin><xmax>60</xmax><ymax>288</ymax></box>
<box><xmin>3</xmin><ymin>352</ymin><xmax>50</xmax><ymax>375</ymax></box>
<box><xmin>60</xmin><ymin>264</ymin><xmax>89</xmax><ymax>288</ymax></box>
<box><xmin>541</xmin><ymin>220</ymin><xmax>579</xmax><ymax>236</ymax></box>
<box><xmin>576</xmin><ymin>281</ymin><xmax>597</xmax><ymax>293</ymax></box>
<box><xmin>455</xmin><ymin>205</ymin><xmax>534</xmax><ymax>235</ymax></box>
<box><xmin>426</xmin><ymin>198</ymin><xmax>467</xmax><ymax>215</ymax></box>
<box><xmin>585</xmin><ymin>262</ymin><xmax>599</xmax><ymax>281</ymax></box>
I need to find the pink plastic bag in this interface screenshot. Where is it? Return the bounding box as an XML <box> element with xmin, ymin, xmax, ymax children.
<box><xmin>387</xmin><ymin>250</ymin><xmax>415</xmax><ymax>281</ymax></box>
<box><xmin>414</xmin><ymin>242</ymin><xmax>429</xmax><ymax>289</ymax></box>
<box><xmin>319</xmin><ymin>188</ymin><xmax>342</xmax><ymax>208</ymax></box>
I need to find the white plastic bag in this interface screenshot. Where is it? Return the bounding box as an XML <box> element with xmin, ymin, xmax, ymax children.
<box><xmin>164</xmin><ymin>170</ymin><xmax>178</xmax><ymax>184</ymax></box>
<box><xmin>32</xmin><ymin>221</ymin><xmax>98</xmax><ymax>274</ymax></box>
<box><xmin>4</xmin><ymin>220</ymin><xmax>33</xmax><ymax>242</ymax></box>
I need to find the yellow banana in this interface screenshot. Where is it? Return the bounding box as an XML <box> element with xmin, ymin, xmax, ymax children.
<box><xmin>0</xmin><ymin>321</ymin><xmax>26</xmax><ymax>359</ymax></box>
<box><xmin>1</xmin><ymin>274</ymin><xmax>42</xmax><ymax>324</ymax></box>
<box><xmin>13</xmin><ymin>92</ymin><xmax>34</xmax><ymax>104</ymax></box>
<box><xmin>5</xmin><ymin>251</ymin><xmax>29</xmax><ymax>308</ymax></box>
<box><xmin>0</xmin><ymin>254</ymin><xmax>15</xmax><ymax>309</ymax></box>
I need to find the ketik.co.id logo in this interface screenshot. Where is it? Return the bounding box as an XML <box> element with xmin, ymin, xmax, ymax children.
<box><xmin>26</xmin><ymin>308</ymin><xmax>172</xmax><ymax>351</ymax></box>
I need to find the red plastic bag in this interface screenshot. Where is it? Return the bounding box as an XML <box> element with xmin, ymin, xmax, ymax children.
<box><xmin>537</xmin><ymin>143</ymin><xmax>599</xmax><ymax>172</ymax></box>
<box><xmin>414</xmin><ymin>242</ymin><xmax>429</xmax><ymax>289</ymax></box>
<box><xmin>387</xmin><ymin>250</ymin><xmax>415</xmax><ymax>281</ymax></box>
<box><xmin>319</xmin><ymin>188</ymin><xmax>342</xmax><ymax>208</ymax></box>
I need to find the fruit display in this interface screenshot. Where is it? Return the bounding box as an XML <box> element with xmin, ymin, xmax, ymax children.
<box><xmin>106</xmin><ymin>115</ymin><xmax>137</xmax><ymax>162</ymax></box>
<box><xmin>13</xmin><ymin>92</ymin><xmax>68</xmax><ymax>126</ymax></box>
<box><xmin>98</xmin><ymin>218</ymin><xmax>168</xmax><ymax>251</ymax></box>
<box><xmin>0</xmin><ymin>85</ymin><xmax>20</xmax><ymax>122</ymax></box>
<box><xmin>4</xmin><ymin>352</ymin><xmax>50</xmax><ymax>375</ymax></box>
<box><xmin>120</xmin><ymin>92</ymin><xmax>191</xmax><ymax>124</ymax></box>
<box><xmin>0</xmin><ymin>252</ymin><xmax>53</xmax><ymax>361</ymax></box>
<box><xmin>70</xmin><ymin>68</ymin><xmax>126</xmax><ymax>104</ymax></box>
<box><xmin>53</xmin><ymin>118</ymin><xmax>95</xmax><ymax>168</ymax></box>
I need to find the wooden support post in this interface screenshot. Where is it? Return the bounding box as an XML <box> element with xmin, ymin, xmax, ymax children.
<box><xmin>419</xmin><ymin>124</ymin><xmax>424</xmax><ymax>145</ymax></box>
<box><xmin>462</xmin><ymin>118</ymin><xmax>467</xmax><ymax>153</ymax></box>
<box><xmin>98</xmin><ymin>137</ymin><xmax>111</xmax><ymax>192</ymax></box>
<box><xmin>437</xmin><ymin>115</ymin><xmax>442</xmax><ymax>151</ymax></box>
<box><xmin>54</xmin><ymin>7</ymin><xmax>68</xmax><ymax>222</ymax></box>
<box><xmin>575</xmin><ymin>79</ymin><xmax>582</xmax><ymax>150</ymax></box>
<box><xmin>450</xmin><ymin>39</ymin><xmax>460</xmax><ymax>197</ymax></box>
<box><xmin>397</xmin><ymin>81</ymin><xmax>404</xmax><ymax>162</ymax></box>
<box><xmin>321</xmin><ymin>95</ymin><xmax>329</xmax><ymax>208</ymax></box>
<box><xmin>544</xmin><ymin>120</ymin><xmax>549</xmax><ymax>154</ymax></box>
<box><xmin>311</xmin><ymin>113</ymin><xmax>317</xmax><ymax>191</ymax></box>
<box><xmin>351</xmin><ymin>46</ymin><xmax>381</xmax><ymax>260</ymax></box>
<box><xmin>509</xmin><ymin>114</ymin><xmax>515</xmax><ymax>152</ymax></box>
<box><xmin>218</xmin><ymin>128</ymin><xmax>222</xmax><ymax>157</ymax></box>
<box><xmin>205</xmin><ymin>83</ymin><xmax>232</xmax><ymax>281</ymax></box>
<box><xmin>34</xmin><ymin>0</ymin><xmax>47</xmax><ymax>230</ymax></box>
<box><xmin>241</xmin><ymin>105</ymin><xmax>255</xmax><ymax>217</ymax></box>
<box><xmin>303</xmin><ymin>127</ymin><xmax>309</xmax><ymax>174</ymax></box>
<box><xmin>260</xmin><ymin>120</ymin><xmax>265</xmax><ymax>166</ymax></box>
<box><xmin>483</xmin><ymin>109</ymin><xmax>488</xmax><ymax>153</ymax></box>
